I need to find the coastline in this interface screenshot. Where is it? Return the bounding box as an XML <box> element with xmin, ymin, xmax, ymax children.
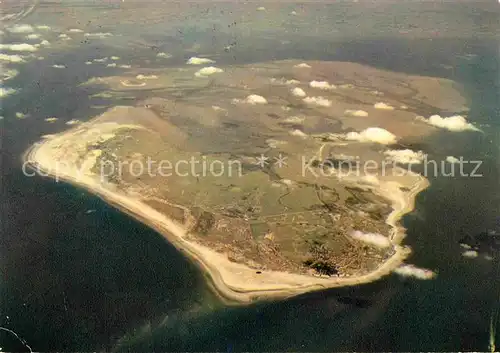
<box><xmin>23</xmin><ymin>136</ymin><xmax>430</xmax><ymax>305</ymax></box>
<box><xmin>383</xmin><ymin>171</ymin><xmax>431</xmax><ymax>245</ymax></box>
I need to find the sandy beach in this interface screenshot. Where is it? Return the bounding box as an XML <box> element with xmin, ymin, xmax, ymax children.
<box><xmin>2</xmin><ymin>1</ymin><xmax>496</xmax><ymax>350</ymax></box>
<box><xmin>23</xmin><ymin>128</ymin><xmax>430</xmax><ymax>304</ymax></box>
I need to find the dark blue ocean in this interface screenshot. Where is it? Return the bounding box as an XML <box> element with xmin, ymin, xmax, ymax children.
<box><xmin>1</xmin><ymin>2</ymin><xmax>499</xmax><ymax>351</ymax></box>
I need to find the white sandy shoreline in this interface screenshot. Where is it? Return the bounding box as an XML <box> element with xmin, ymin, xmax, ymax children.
<box><xmin>23</xmin><ymin>137</ymin><xmax>430</xmax><ymax>304</ymax></box>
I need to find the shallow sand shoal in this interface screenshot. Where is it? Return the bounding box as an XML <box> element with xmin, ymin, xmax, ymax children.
<box><xmin>24</xmin><ymin>128</ymin><xmax>429</xmax><ymax>304</ymax></box>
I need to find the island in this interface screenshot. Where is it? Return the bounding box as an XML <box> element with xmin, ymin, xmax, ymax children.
<box><xmin>24</xmin><ymin>60</ymin><xmax>468</xmax><ymax>303</ymax></box>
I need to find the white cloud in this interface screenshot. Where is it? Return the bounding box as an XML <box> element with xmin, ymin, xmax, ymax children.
<box><xmin>119</xmin><ymin>64</ymin><xmax>131</xmax><ymax>68</ymax></box>
<box><xmin>110</xmin><ymin>56</ymin><xmax>120</xmax><ymax>60</ymax></box>
<box><xmin>25</xmin><ymin>34</ymin><xmax>41</xmax><ymax>40</ymax></box>
<box><xmin>157</xmin><ymin>52</ymin><xmax>172</xmax><ymax>58</ymax></box>
<box><xmin>107</xmin><ymin>63</ymin><xmax>117</xmax><ymax>67</ymax></box>
<box><xmin>351</xmin><ymin>231</ymin><xmax>391</xmax><ymax>248</ymax></box>
<box><xmin>93</xmin><ymin>57</ymin><xmax>108</xmax><ymax>62</ymax></box>
<box><xmin>291</xmin><ymin>87</ymin><xmax>306</xmax><ymax>97</ymax></box>
<box><xmin>446</xmin><ymin>156</ymin><xmax>460</xmax><ymax>163</ymax></box>
<box><xmin>232</xmin><ymin>95</ymin><xmax>268</xmax><ymax>105</ymax></box>
<box><xmin>309</xmin><ymin>80</ymin><xmax>336</xmax><ymax>90</ymax></box>
<box><xmin>344</xmin><ymin>109</ymin><xmax>368</xmax><ymax>117</ymax></box>
<box><xmin>420</xmin><ymin>114</ymin><xmax>480</xmax><ymax>132</ymax></box>
<box><xmin>85</xmin><ymin>61</ymin><xmax>92</xmax><ymax>65</ymax></box>
<box><xmin>36</xmin><ymin>25</ymin><xmax>51</xmax><ymax>30</ymax></box>
<box><xmin>0</xmin><ymin>43</ymin><xmax>38</xmax><ymax>52</ymax></box>
<box><xmin>245</xmin><ymin>94</ymin><xmax>267</xmax><ymax>104</ymax></box>
<box><xmin>52</xmin><ymin>64</ymin><xmax>66</xmax><ymax>69</ymax></box>
<box><xmin>84</xmin><ymin>32</ymin><xmax>113</xmax><ymax>38</ymax></box>
<box><xmin>58</xmin><ymin>33</ymin><xmax>71</xmax><ymax>40</ymax></box>
<box><xmin>294</xmin><ymin>63</ymin><xmax>311</xmax><ymax>68</ymax></box>
<box><xmin>384</xmin><ymin>149</ymin><xmax>426</xmax><ymax>164</ymax></box>
<box><xmin>40</xmin><ymin>40</ymin><xmax>50</xmax><ymax>46</ymax></box>
<box><xmin>374</xmin><ymin>102</ymin><xmax>395</xmax><ymax>110</ymax></box>
<box><xmin>257</xmin><ymin>6</ymin><xmax>266</xmax><ymax>11</ymax></box>
<box><xmin>0</xmin><ymin>87</ymin><xmax>18</xmax><ymax>97</ymax></box>
<box><xmin>303</xmin><ymin>96</ymin><xmax>331</xmax><ymax>107</ymax></box>
<box><xmin>7</xmin><ymin>24</ymin><xmax>35</xmax><ymax>33</ymax></box>
<box><xmin>68</xmin><ymin>28</ymin><xmax>83</xmax><ymax>33</ymax></box>
<box><xmin>0</xmin><ymin>54</ymin><xmax>25</xmax><ymax>62</ymax></box>
<box><xmin>289</xmin><ymin>129</ymin><xmax>307</xmax><ymax>138</ymax></box>
<box><xmin>194</xmin><ymin>66</ymin><xmax>223</xmax><ymax>77</ymax></box>
<box><xmin>270</xmin><ymin>78</ymin><xmax>300</xmax><ymax>85</ymax></box>
<box><xmin>393</xmin><ymin>265</ymin><xmax>436</xmax><ymax>280</ymax></box>
<box><xmin>346</xmin><ymin>127</ymin><xmax>397</xmax><ymax>145</ymax></box>
<box><xmin>187</xmin><ymin>57</ymin><xmax>215</xmax><ymax>65</ymax></box>
<box><xmin>462</xmin><ymin>250</ymin><xmax>478</xmax><ymax>258</ymax></box>
<box><xmin>1</xmin><ymin>68</ymin><xmax>19</xmax><ymax>81</ymax></box>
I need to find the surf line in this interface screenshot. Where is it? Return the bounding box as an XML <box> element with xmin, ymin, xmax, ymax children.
<box><xmin>0</xmin><ymin>327</ymin><xmax>33</xmax><ymax>352</ymax></box>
